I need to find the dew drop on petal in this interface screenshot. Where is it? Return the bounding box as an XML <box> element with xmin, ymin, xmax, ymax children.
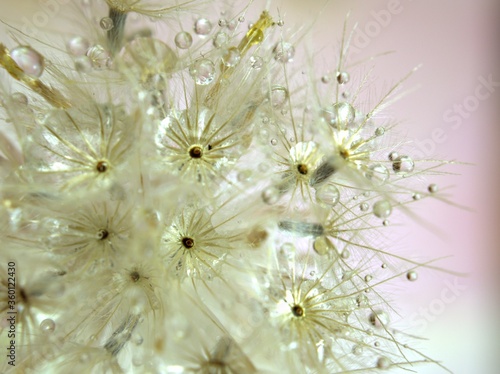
<box><xmin>250</xmin><ymin>55</ymin><xmax>263</xmax><ymax>69</ymax></box>
<box><xmin>277</xmin><ymin>19</ymin><xmax>285</xmax><ymax>27</ymax></box>
<box><xmin>273</xmin><ymin>41</ymin><xmax>295</xmax><ymax>63</ymax></box>
<box><xmin>412</xmin><ymin>192</ymin><xmax>421</xmax><ymax>200</ymax></box>
<box><xmin>360</xmin><ymin>203</ymin><xmax>369</xmax><ymax>211</ymax></box>
<box><xmin>373</xmin><ymin>200</ymin><xmax>392</xmax><ymax>218</ymax></box>
<box><xmin>86</xmin><ymin>45</ymin><xmax>110</xmax><ymax>69</ymax></box>
<box><xmin>377</xmin><ymin>357</ymin><xmax>391</xmax><ymax>369</ymax></box>
<box><xmin>74</xmin><ymin>56</ymin><xmax>92</xmax><ymax>72</ymax></box>
<box><xmin>375</xmin><ymin>127</ymin><xmax>385</xmax><ymax>136</ymax></box>
<box><xmin>11</xmin><ymin>92</ymin><xmax>28</xmax><ymax>105</ymax></box>
<box><xmin>364</xmin><ymin>274</ymin><xmax>372</xmax><ymax>282</ymax></box>
<box><xmin>369</xmin><ymin>310</ymin><xmax>389</xmax><ymax>328</ymax></box>
<box><xmin>40</xmin><ymin>318</ymin><xmax>56</xmax><ymax>334</ymax></box>
<box><xmin>428</xmin><ymin>183</ymin><xmax>438</xmax><ymax>193</ymax></box>
<box><xmin>313</xmin><ymin>236</ymin><xmax>335</xmax><ymax>255</ymax></box>
<box><xmin>189</xmin><ymin>58</ymin><xmax>216</xmax><ymax>85</ymax></box>
<box><xmin>352</xmin><ymin>345</ymin><xmax>364</xmax><ymax>356</ymax></box>
<box><xmin>218</xmin><ymin>18</ymin><xmax>227</xmax><ymax>27</ymax></box>
<box><xmin>222</xmin><ymin>47</ymin><xmax>241</xmax><ymax>67</ymax></box>
<box><xmin>262</xmin><ymin>186</ymin><xmax>280</xmax><ymax>205</ymax></box>
<box><xmin>321</xmin><ymin>75</ymin><xmax>330</xmax><ymax>83</ymax></box>
<box><xmin>388</xmin><ymin>151</ymin><xmax>399</xmax><ymax>161</ymax></box>
<box><xmin>100</xmin><ymin>17</ymin><xmax>114</xmax><ymax>30</ymax></box>
<box><xmin>315</xmin><ymin>184</ymin><xmax>340</xmax><ymax>206</ymax></box>
<box><xmin>10</xmin><ymin>46</ymin><xmax>45</xmax><ymax>78</ymax></box>
<box><xmin>194</xmin><ymin>18</ymin><xmax>212</xmax><ymax>35</ymax></box>
<box><xmin>270</xmin><ymin>138</ymin><xmax>278</xmax><ymax>146</ymax></box>
<box><xmin>270</xmin><ymin>86</ymin><xmax>289</xmax><ymax>109</ymax></box>
<box><xmin>67</xmin><ymin>36</ymin><xmax>90</xmax><ymax>56</ymax></box>
<box><xmin>392</xmin><ymin>155</ymin><xmax>414</xmax><ymax>174</ymax></box>
<box><xmin>383</xmin><ymin>219</ymin><xmax>389</xmax><ymax>226</ymax></box>
<box><xmin>406</xmin><ymin>271</ymin><xmax>418</xmax><ymax>281</ymax></box>
<box><xmin>365</xmin><ymin>164</ymin><xmax>389</xmax><ymax>185</ymax></box>
<box><xmin>324</xmin><ymin>102</ymin><xmax>355</xmax><ymax>128</ymax></box>
<box><xmin>336</xmin><ymin>71</ymin><xmax>350</xmax><ymax>84</ymax></box>
<box><xmin>174</xmin><ymin>31</ymin><xmax>193</xmax><ymax>49</ymax></box>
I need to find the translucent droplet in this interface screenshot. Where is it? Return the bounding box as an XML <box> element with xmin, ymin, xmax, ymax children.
<box><xmin>336</xmin><ymin>71</ymin><xmax>350</xmax><ymax>84</ymax></box>
<box><xmin>341</xmin><ymin>249</ymin><xmax>350</xmax><ymax>259</ymax></box>
<box><xmin>412</xmin><ymin>193</ymin><xmax>421</xmax><ymax>200</ymax></box>
<box><xmin>270</xmin><ymin>86</ymin><xmax>288</xmax><ymax>109</ymax></box>
<box><xmin>428</xmin><ymin>183</ymin><xmax>438</xmax><ymax>193</ymax></box>
<box><xmin>238</xmin><ymin>16</ymin><xmax>245</xmax><ymax>22</ymax></box>
<box><xmin>270</xmin><ymin>138</ymin><xmax>278</xmax><ymax>146</ymax></box>
<box><xmin>10</xmin><ymin>46</ymin><xmax>45</xmax><ymax>77</ymax></box>
<box><xmin>262</xmin><ymin>186</ymin><xmax>280</xmax><ymax>205</ymax></box>
<box><xmin>360</xmin><ymin>202</ymin><xmax>369</xmax><ymax>211</ymax></box>
<box><xmin>372</xmin><ymin>200</ymin><xmax>392</xmax><ymax>219</ymax></box>
<box><xmin>213</xmin><ymin>31</ymin><xmax>229</xmax><ymax>48</ymax></box>
<box><xmin>174</xmin><ymin>31</ymin><xmax>193</xmax><ymax>49</ymax></box>
<box><xmin>315</xmin><ymin>184</ymin><xmax>340</xmax><ymax>206</ymax></box>
<box><xmin>352</xmin><ymin>345</ymin><xmax>364</xmax><ymax>356</ymax></box>
<box><xmin>218</xmin><ymin>18</ymin><xmax>227</xmax><ymax>27</ymax></box>
<box><xmin>86</xmin><ymin>45</ymin><xmax>110</xmax><ymax>69</ymax></box>
<box><xmin>369</xmin><ymin>310</ymin><xmax>389</xmax><ymax>328</ymax></box>
<box><xmin>313</xmin><ymin>236</ymin><xmax>335</xmax><ymax>255</ymax></box>
<box><xmin>321</xmin><ymin>75</ymin><xmax>329</xmax><ymax>83</ymax></box>
<box><xmin>406</xmin><ymin>271</ymin><xmax>418</xmax><ymax>281</ymax></box>
<box><xmin>375</xmin><ymin>127</ymin><xmax>385</xmax><ymax>136</ymax></box>
<box><xmin>381</xmin><ymin>263</ymin><xmax>387</xmax><ymax>269</ymax></box>
<box><xmin>323</xmin><ymin>102</ymin><xmax>355</xmax><ymax>128</ymax></box>
<box><xmin>194</xmin><ymin>18</ymin><xmax>212</xmax><ymax>35</ymax></box>
<box><xmin>273</xmin><ymin>41</ymin><xmax>295</xmax><ymax>63</ymax></box>
<box><xmin>74</xmin><ymin>56</ymin><xmax>92</xmax><ymax>72</ymax></box>
<box><xmin>250</xmin><ymin>55</ymin><xmax>263</xmax><ymax>69</ymax></box>
<box><xmin>189</xmin><ymin>59</ymin><xmax>216</xmax><ymax>85</ymax></box>
<box><xmin>392</xmin><ymin>155</ymin><xmax>414</xmax><ymax>174</ymax></box>
<box><xmin>364</xmin><ymin>274</ymin><xmax>372</xmax><ymax>282</ymax></box>
<box><xmin>222</xmin><ymin>47</ymin><xmax>241</xmax><ymax>67</ymax></box>
<box><xmin>11</xmin><ymin>92</ymin><xmax>28</xmax><ymax>105</ymax></box>
<box><xmin>365</xmin><ymin>164</ymin><xmax>389</xmax><ymax>185</ymax></box>
<box><xmin>377</xmin><ymin>357</ymin><xmax>391</xmax><ymax>369</ymax></box>
<box><xmin>277</xmin><ymin>19</ymin><xmax>285</xmax><ymax>27</ymax></box>
<box><xmin>100</xmin><ymin>17</ymin><xmax>114</xmax><ymax>30</ymax></box>
<box><xmin>67</xmin><ymin>36</ymin><xmax>90</xmax><ymax>56</ymax></box>
<box><xmin>382</xmin><ymin>219</ymin><xmax>389</xmax><ymax>226</ymax></box>
<box><xmin>40</xmin><ymin>319</ymin><xmax>56</xmax><ymax>334</ymax></box>
<box><xmin>388</xmin><ymin>151</ymin><xmax>399</xmax><ymax>161</ymax></box>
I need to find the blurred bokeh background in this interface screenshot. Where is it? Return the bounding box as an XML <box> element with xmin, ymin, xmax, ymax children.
<box><xmin>1</xmin><ymin>0</ymin><xmax>498</xmax><ymax>373</ymax></box>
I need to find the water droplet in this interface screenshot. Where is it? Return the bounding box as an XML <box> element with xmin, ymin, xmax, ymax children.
<box><xmin>189</xmin><ymin>58</ymin><xmax>216</xmax><ymax>85</ymax></box>
<box><xmin>100</xmin><ymin>17</ymin><xmax>114</xmax><ymax>30</ymax></box>
<box><xmin>277</xmin><ymin>19</ymin><xmax>285</xmax><ymax>27</ymax></box>
<box><xmin>388</xmin><ymin>151</ymin><xmax>399</xmax><ymax>161</ymax></box>
<box><xmin>270</xmin><ymin>86</ymin><xmax>288</xmax><ymax>109</ymax></box>
<box><xmin>250</xmin><ymin>55</ymin><xmax>263</xmax><ymax>69</ymax></box>
<box><xmin>74</xmin><ymin>56</ymin><xmax>92</xmax><ymax>72</ymax></box>
<box><xmin>352</xmin><ymin>345</ymin><xmax>364</xmax><ymax>355</ymax></box>
<box><xmin>11</xmin><ymin>92</ymin><xmax>28</xmax><ymax>105</ymax></box>
<box><xmin>428</xmin><ymin>183</ymin><xmax>438</xmax><ymax>193</ymax></box>
<box><xmin>213</xmin><ymin>31</ymin><xmax>229</xmax><ymax>47</ymax></box>
<box><xmin>86</xmin><ymin>45</ymin><xmax>110</xmax><ymax>69</ymax></box>
<box><xmin>392</xmin><ymin>155</ymin><xmax>414</xmax><ymax>174</ymax></box>
<box><xmin>218</xmin><ymin>18</ymin><xmax>227</xmax><ymax>27</ymax></box>
<box><xmin>360</xmin><ymin>203</ymin><xmax>369</xmax><ymax>211</ymax></box>
<box><xmin>270</xmin><ymin>138</ymin><xmax>278</xmax><ymax>146</ymax></box>
<box><xmin>406</xmin><ymin>271</ymin><xmax>418</xmax><ymax>281</ymax></box>
<box><xmin>323</xmin><ymin>102</ymin><xmax>355</xmax><ymax>128</ymax></box>
<box><xmin>174</xmin><ymin>31</ymin><xmax>193</xmax><ymax>49</ymax></box>
<box><xmin>40</xmin><ymin>319</ymin><xmax>56</xmax><ymax>334</ymax></box>
<box><xmin>381</xmin><ymin>263</ymin><xmax>387</xmax><ymax>269</ymax></box>
<box><xmin>341</xmin><ymin>249</ymin><xmax>350</xmax><ymax>259</ymax></box>
<box><xmin>336</xmin><ymin>71</ymin><xmax>350</xmax><ymax>84</ymax></box>
<box><xmin>364</xmin><ymin>274</ymin><xmax>372</xmax><ymax>282</ymax></box>
<box><xmin>222</xmin><ymin>47</ymin><xmax>241</xmax><ymax>67</ymax></box>
<box><xmin>67</xmin><ymin>36</ymin><xmax>90</xmax><ymax>56</ymax></box>
<box><xmin>315</xmin><ymin>184</ymin><xmax>340</xmax><ymax>206</ymax></box>
<box><xmin>10</xmin><ymin>46</ymin><xmax>45</xmax><ymax>77</ymax></box>
<box><xmin>273</xmin><ymin>41</ymin><xmax>295</xmax><ymax>63</ymax></box>
<box><xmin>321</xmin><ymin>75</ymin><xmax>329</xmax><ymax>83</ymax></box>
<box><xmin>372</xmin><ymin>200</ymin><xmax>392</xmax><ymax>219</ymax></box>
<box><xmin>369</xmin><ymin>310</ymin><xmax>389</xmax><ymax>328</ymax></box>
<box><xmin>194</xmin><ymin>18</ymin><xmax>212</xmax><ymax>35</ymax></box>
<box><xmin>412</xmin><ymin>192</ymin><xmax>421</xmax><ymax>200</ymax></box>
<box><xmin>365</xmin><ymin>164</ymin><xmax>389</xmax><ymax>185</ymax></box>
<box><xmin>313</xmin><ymin>236</ymin><xmax>335</xmax><ymax>255</ymax></box>
<box><xmin>377</xmin><ymin>356</ymin><xmax>391</xmax><ymax>369</ymax></box>
<box><xmin>375</xmin><ymin>127</ymin><xmax>385</xmax><ymax>136</ymax></box>
<box><xmin>238</xmin><ymin>16</ymin><xmax>245</xmax><ymax>22</ymax></box>
<box><xmin>262</xmin><ymin>186</ymin><xmax>280</xmax><ymax>205</ymax></box>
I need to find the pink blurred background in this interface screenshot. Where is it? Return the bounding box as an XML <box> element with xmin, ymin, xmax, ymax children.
<box><xmin>1</xmin><ymin>0</ymin><xmax>499</xmax><ymax>372</ymax></box>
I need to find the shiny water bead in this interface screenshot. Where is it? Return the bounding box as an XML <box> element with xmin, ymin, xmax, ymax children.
<box><xmin>67</xmin><ymin>36</ymin><xmax>90</xmax><ymax>56</ymax></box>
<box><xmin>313</xmin><ymin>236</ymin><xmax>335</xmax><ymax>255</ymax></box>
<box><xmin>392</xmin><ymin>155</ymin><xmax>414</xmax><ymax>174</ymax></box>
<box><xmin>189</xmin><ymin>58</ymin><xmax>216</xmax><ymax>85</ymax></box>
<box><xmin>273</xmin><ymin>41</ymin><xmax>295</xmax><ymax>63</ymax></box>
<box><xmin>238</xmin><ymin>16</ymin><xmax>245</xmax><ymax>22</ymax></box>
<box><xmin>40</xmin><ymin>318</ymin><xmax>56</xmax><ymax>334</ymax></box>
<box><xmin>222</xmin><ymin>47</ymin><xmax>241</xmax><ymax>67</ymax></box>
<box><xmin>99</xmin><ymin>16</ymin><xmax>114</xmax><ymax>30</ymax></box>
<box><xmin>194</xmin><ymin>18</ymin><xmax>212</xmax><ymax>35</ymax></box>
<box><xmin>382</xmin><ymin>219</ymin><xmax>389</xmax><ymax>226</ymax></box>
<box><xmin>262</xmin><ymin>186</ymin><xmax>280</xmax><ymax>205</ymax></box>
<box><xmin>377</xmin><ymin>357</ymin><xmax>391</xmax><ymax>369</ymax></box>
<box><xmin>365</xmin><ymin>164</ymin><xmax>389</xmax><ymax>185</ymax></box>
<box><xmin>270</xmin><ymin>86</ymin><xmax>288</xmax><ymax>108</ymax></box>
<box><xmin>364</xmin><ymin>274</ymin><xmax>372</xmax><ymax>282</ymax></box>
<box><xmin>341</xmin><ymin>249</ymin><xmax>350</xmax><ymax>259</ymax></box>
<box><xmin>372</xmin><ymin>200</ymin><xmax>392</xmax><ymax>218</ymax></box>
<box><xmin>336</xmin><ymin>71</ymin><xmax>350</xmax><ymax>84</ymax></box>
<box><xmin>321</xmin><ymin>75</ymin><xmax>329</xmax><ymax>83</ymax></box>
<box><xmin>11</xmin><ymin>92</ymin><xmax>28</xmax><ymax>105</ymax></box>
<box><xmin>86</xmin><ymin>45</ymin><xmax>110</xmax><ymax>69</ymax></box>
<box><xmin>369</xmin><ymin>310</ymin><xmax>389</xmax><ymax>328</ymax></box>
<box><xmin>360</xmin><ymin>202</ymin><xmax>369</xmax><ymax>211</ymax></box>
<box><xmin>218</xmin><ymin>18</ymin><xmax>227</xmax><ymax>27</ymax></box>
<box><xmin>352</xmin><ymin>345</ymin><xmax>364</xmax><ymax>356</ymax></box>
<box><xmin>327</xmin><ymin>102</ymin><xmax>356</xmax><ymax>128</ymax></box>
<box><xmin>375</xmin><ymin>127</ymin><xmax>385</xmax><ymax>136</ymax></box>
<box><xmin>412</xmin><ymin>192</ymin><xmax>421</xmax><ymax>200</ymax></box>
<box><xmin>388</xmin><ymin>151</ymin><xmax>399</xmax><ymax>161</ymax></box>
<box><xmin>381</xmin><ymin>263</ymin><xmax>387</xmax><ymax>269</ymax></box>
<box><xmin>277</xmin><ymin>19</ymin><xmax>285</xmax><ymax>27</ymax></box>
<box><xmin>315</xmin><ymin>184</ymin><xmax>340</xmax><ymax>206</ymax></box>
<box><xmin>428</xmin><ymin>183</ymin><xmax>438</xmax><ymax>193</ymax></box>
<box><xmin>174</xmin><ymin>31</ymin><xmax>193</xmax><ymax>49</ymax></box>
<box><xmin>10</xmin><ymin>46</ymin><xmax>45</xmax><ymax>77</ymax></box>
<box><xmin>270</xmin><ymin>138</ymin><xmax>278</xmax><ymax>146</ymax></box>
<box><xmin>250</xmin><ymin>55</ymin><xmax>263</xmax><ymax>69</ymax></box>
<box><xmin>74</xmin><ymin>56</ymin><xmax>92</xmax><ymax>72</ymax></box>
<box><xmin>213</xmin><ymin>31</ymin><xmax>229</xmax><ymax>48</ymax></box>
<box><xmin>406</xmin><ymin>270</ymin><xmax>418</xmax><ymax>281</ymax></box>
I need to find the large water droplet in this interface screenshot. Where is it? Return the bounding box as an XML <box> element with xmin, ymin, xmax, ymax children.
<box><xmin>369</xmin><ymin>310</ymin><xmax>389</xmax><ymax>328</ymax></box>
<box><xmin>40</xmin><ymin>318</ymin><xmax>56</xmax><ymax>334</ymax></box>
<box><xmin>377</xmin><ymin>357</ymin><xmax>391</xmax><ymax>369</ymax></box>
<box><xmin>270</xmin><ymin>86</ymin><xmax>288</xmax><ymax>109</ymax></box>
<box><xmin>262</xmin><ymin>186</ymin><xmax>280</xmax><ymax>205</ymax></box>
<box><xmin>189</xmin><ymin>58</ymin><xmax>216</xmax><ymax>85</ymax></box>
<box><xmin>365</xmin><ymin>164</ymin><xmax>389</xmax><ymax>185</ymax></box>
<box><xmin>273</xmin><ymin>41</ymin><xmax>295</xmax><ymax>63</ymax></box>
<box><xmin>174</xmin><ymin>31</ymin><xmax>193</xmax><ymax>49</ymax></box>
<box><xmin>372</xmin><ymin>200</ymin><xmax>392</xmax><ymax>218</ymax></box>
<box><xmin>86</xmin><ymin>45</ymin><xmax>110</xmax><ymax>69</ymax></box>
<box><xmin>67</xmin><ymin>36</ymin><xmax>90</xmax><ymax>56</ymax></box>
<box><xmin>213</xmin><ymin>31</ymin><xmax>229</xmax><ymax>48</ymax></box>
<box><xmin>222</xmin><ymin>47</ymin><xmax>241</xmax><ymax>67</ymax></box>
<box><xmin>99</xmin><ymin>17</ymin><xmax>114</xmax><ymax>30</ymax></box>
<box><xmin>392</xmin><ymin>155</ymin><xmax>414</xmax><ymax>174</ymax></box>
<box><xmin>315</xmin><ymin>184</ymin><xmax>340</xmax><ymax>206</ymax></box>
<box><xmin>406</xmin><ymin>271</ymin><xmax>418</xmax><ymax>281</ymax></box>
<box><xmin>10</xmin><ymin>46</ymin><xmax>45</xmax><ymax>77</ymax></box>
<box><xmin>194</xmin><ymin>18</ymin><xmax>212</xmax><ymax>35</ymax></box>
<box><xmin>323</xmin><ymin>102</ymin><xmax>355</xmax><ymax>128</ymax></box>
<box><xmin>313</xmin><ymin>236</ymin><xmax>335</xmax><ymax>255</ymax></box>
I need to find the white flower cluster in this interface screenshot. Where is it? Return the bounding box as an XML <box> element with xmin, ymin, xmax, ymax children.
<box><xmin>0</xmin><ymin>1</ymin><xmax>456</xmax><ymax>373</ymax></box>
